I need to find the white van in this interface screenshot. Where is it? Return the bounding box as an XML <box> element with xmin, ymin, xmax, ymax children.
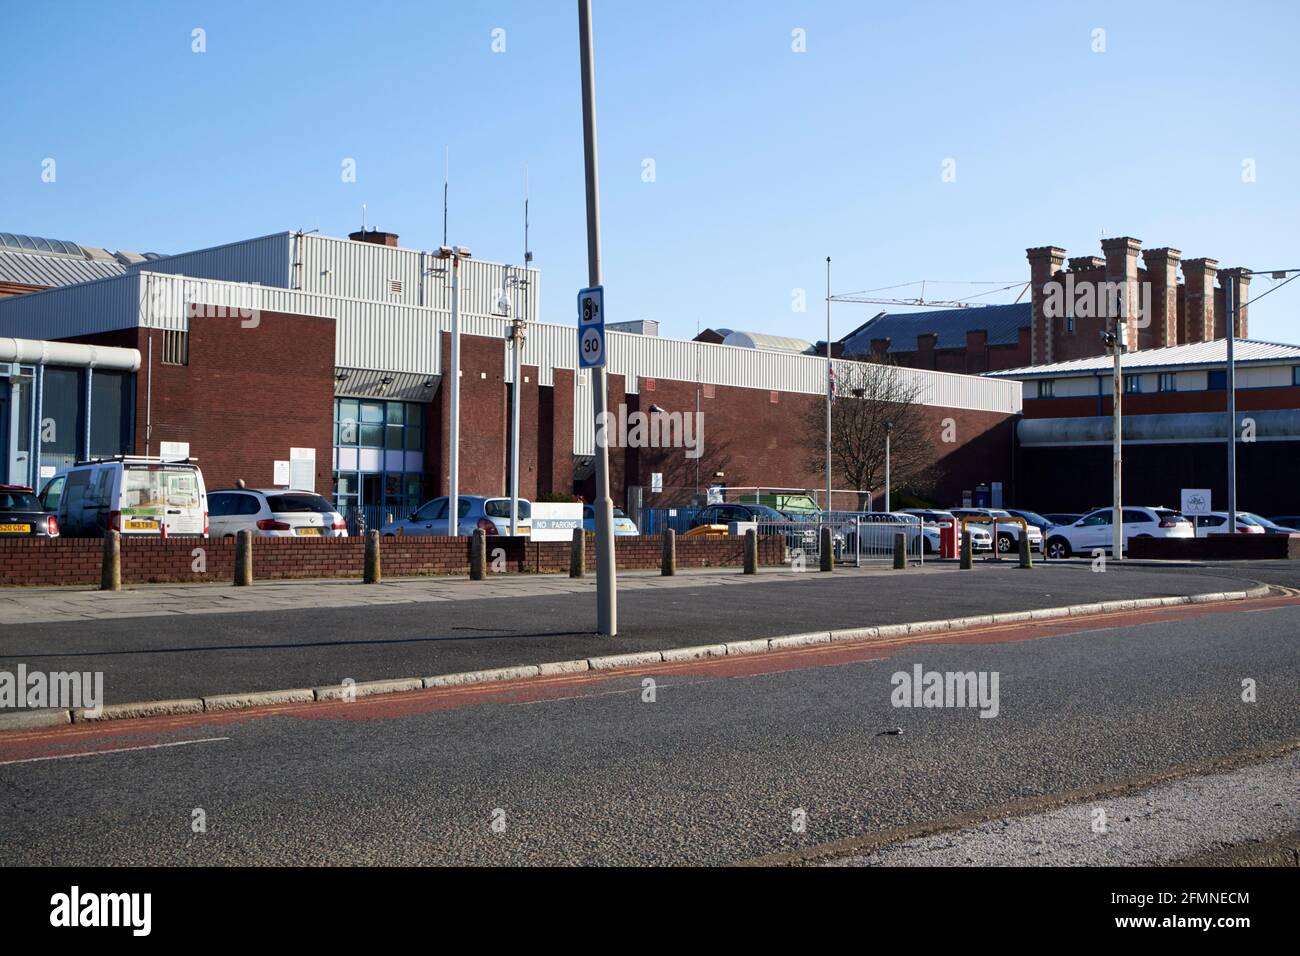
<box><xmin>39</xmin><ymin>457</ymin><xmax>208</xmax><ymax>538</ymax></box>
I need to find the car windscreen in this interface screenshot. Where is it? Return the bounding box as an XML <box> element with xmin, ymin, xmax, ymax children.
<box><xmin>0</xmin><ymin>491</ymin><xmax>42</xmax><ymax>511</ymax></box>
<box><xmin>1015</xmin><ymin>511</ymin><xmax>1048</xmax><ymax>524</ymax></box>
<box><xmin>267</xmin><ymin>494</ymin><xmax>336</xmax><ymax>514</ymax></box>
<box><xmin>124</xmin><ymin>467</ymin><xmax>201</xmax><ymax>511</ymax></box>
<box><xmin>484</xmin><ymin>499</ymin><xmax>531</xmax><ymax>519</ymax></box>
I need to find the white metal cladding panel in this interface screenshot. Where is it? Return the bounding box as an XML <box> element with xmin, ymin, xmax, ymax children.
<box><xmin>127</xmin><ymin>234</ymin><xmax>291</xmax><ymax>288</ymax></box>
<box><xmin>0</xmin><ymin>272</ymin><xmax>141</xmax><ymax>339</ymax></box>
<box><xmin>573</xmin><ymin>369</ymin><xmax>594</xmax><ymax>456</ymax></box>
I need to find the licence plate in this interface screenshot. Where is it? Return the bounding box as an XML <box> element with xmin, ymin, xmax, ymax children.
<box><xmin>0</xmin><ymin>523</ymin><xmax>31</xmax><ymax>533</ymax></box>
<box><xmin>127</xmin><ymin>518</ymin><xmax>158</xmax><ymax>530</ymax></box>
<box><xmin>296</xmin><ymin>527</ymin><xmax>322</xmax><ymax>536</ymax></box>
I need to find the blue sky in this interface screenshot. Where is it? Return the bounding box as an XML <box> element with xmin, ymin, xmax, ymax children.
<box><xmin>4</xmin><ymin>0</ymin><xmax>1299</xmax><ymax>343</ymax></box>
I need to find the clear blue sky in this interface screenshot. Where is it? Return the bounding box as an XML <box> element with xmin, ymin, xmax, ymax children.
<box><xmin>4</xmin><ymin>0</ymin><xmax>1298</xmax><ymax>343</ymax></box>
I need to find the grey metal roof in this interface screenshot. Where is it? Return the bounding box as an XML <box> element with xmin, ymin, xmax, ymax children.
<box><xmin>988</xmin><ymin>338</ymin><xmax>1300</xmax><ymax>379</ymax></box>
<box><xmin>840</xmin><ymin>303</ymin><xmax>1031</xmax><ymax>354</ymax></box>
<box><xmin>0</xmin><ymin>232</ymin><xmax>87</xmax><ymax>258</ymax></box>
<box><xmin>0</xmin><ymin>249</ymin><xmax>126</xmax><ymax>288</ymax></box>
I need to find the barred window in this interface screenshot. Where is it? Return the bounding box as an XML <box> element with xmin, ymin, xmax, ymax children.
<box><xmin>161</xmin><ymin>330</ymin><xmax>189</xmax><ymax>366</ymax></box>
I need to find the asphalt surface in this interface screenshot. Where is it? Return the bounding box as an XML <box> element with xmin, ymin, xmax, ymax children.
<box><xmin>0</xmin><ymin>560</ymin><xmax>1286</xmax><ymax>706</ymax></box>
<box><xmin>1</xmin><ymin>596</ymin><xmax>1295</xmax><ymax>865</ymax></box>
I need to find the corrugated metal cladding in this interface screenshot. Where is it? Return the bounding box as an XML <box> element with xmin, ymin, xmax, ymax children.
<box><xmin>0</xmin><ymin>272</ymin><xmax>141</xmax><ymax>338</ymax></box>
<box><xmin>573</xmin><ymin>370</ymin><xmax>595</xmax><ymax>456</ymax></box>
<box><xmin>0</xmin><ymin>249</ymin><xmax>126</xmax><ymax>288</ymax></box>
<box><xmin>334</xmin><ymin>368</ymin><xmax>438</xmax><ymax>403</ymax></box>
<box><xmin>126</xmin><ymin>233</ymin><xmax>291</xmax><ymax>288</ymax></box>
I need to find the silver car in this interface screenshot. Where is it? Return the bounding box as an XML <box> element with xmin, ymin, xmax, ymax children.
<box><xmin>381</xmin><ymin>495</ymin><xmax>532</xmax><ymax>537</ymax></box>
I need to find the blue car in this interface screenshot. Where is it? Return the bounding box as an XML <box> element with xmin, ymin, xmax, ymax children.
<box><xmin>381</xmin><ymin>495</ymin><xmax>532</xmax><ymax>537</ymax></box>
<box><xmin>582</xmin><ymin>504</ymin><xmax>639</xmax><ymax>536</ymax></box>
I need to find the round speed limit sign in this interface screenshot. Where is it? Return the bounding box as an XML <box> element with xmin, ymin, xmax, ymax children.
<box><xmin>580</xmin><ymin>325</ymin><xmax>604</xmax><ymax>367</ymax></box>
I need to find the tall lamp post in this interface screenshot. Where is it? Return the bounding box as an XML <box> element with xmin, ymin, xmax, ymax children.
<box><xmin>883</xmin><ymin>421</ymin><xmax>893</xmax><ymax>513</ymax></box>
<box><xmin>434</xmin><ymin>244</ymin><xmax>472</xmax><ymax>537</ymax></box>
<box><xmin>1104</xmin><ymin>284</ymin><xmax>1128</xmax><ymax>560</ymax></box>
<box><xmin>502</xmin><ymin>268</ymin><xmax>527</xmax><ymax>536</ymax></box>
<box><xmin>578</xmin><ymin>0</ymin><xmax>617</xmax><ymax>636</ymax></box>
<box><xmin>825</xmin><ymin>256</ymin><xmax>833</xmax><ymax>513</ymax></box>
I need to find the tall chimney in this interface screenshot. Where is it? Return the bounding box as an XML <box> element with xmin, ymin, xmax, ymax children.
<box><xmin>1219</xmin><ymin>267</ymin><xmax>1251</xmax><ymax>339</ymax></box>
<box><xmin>1141</xmin><ymin>247</ymin><xmax>1181</xmax><ymax>349</ymax></box>
<box><xmin>1026</xmin><ymin>245</ymin><xmax>1067</xmax><ymax>365</ymax></box>
<box><xmin>1100</xmin><ymin>237</ymin><xmax>1141</xmax><ymax>351</ymax></box>
<box><xmin>1182</xmin><ymin>258</ymin><xmax>1219</xmax><ymax>342</ymax></box>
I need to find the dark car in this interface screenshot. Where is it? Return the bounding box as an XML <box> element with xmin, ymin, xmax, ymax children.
<box><xmin>1268</xmin><ymin>515</ymin><xmax>1300</xmax><ymax>531</ymax></box>
<box><xmin>1041</xmin><ymin>513</ymin><xmax>1083</xmax><ymax>527</ymax></box>
<box><xmin>1004</xmin><ymin>508</ymin><xmax>1055</xmax><ymax>532</ymax></box>
<box><xmin>0</xmin><ymin>485</ymin><xmax>59</xmax><ymax>538</ymax></box>
<box><xmin>689</xmin><ymin>503</ymin><xmax>789</xmax><ymax>528</ymax></box>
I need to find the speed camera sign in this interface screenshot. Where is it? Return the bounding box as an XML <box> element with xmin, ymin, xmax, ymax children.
<box><xmin>577</xmin><ymin>286</ymin><xmax>605</xmax><ymax>368</ymax></box>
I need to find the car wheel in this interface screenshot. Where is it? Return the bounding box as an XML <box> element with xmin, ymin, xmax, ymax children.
<box><xmin>997</xmin><ymin>532</ymin><xmax>1015</xmax><ymax>553</ymax></box>
<box><xmin>1046</xmin><ymin>537</ymin><xmax>1071</xmax><ymax>560</ymax></box>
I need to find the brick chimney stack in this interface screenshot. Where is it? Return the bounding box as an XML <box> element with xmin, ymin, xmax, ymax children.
<box><xmin>1141</xmin><ymin>247</ymin><xmax>1181</xmax><ymax>349</ymax></box>
<box><xmin>1219</xmin><ymin>267</ymin><xmax>1251</xmax><ymax>339</ymax></box>
<box><xmin>1100</xmin><ymin>237</ymin><xmax>1142</xmax><ymax>351</ymax></box>
<box><xmin>1026</xmin><ymin>245</ymin><xmax>1067</xmax><ymax>365</ymax></box>
<box><xmin>348</xmin><ymin>228</ymin><xmax>400</xmax><ymax>247</ymax></box>
<box><xmin>1182</xmin><ymin>258</ymin><xmax>1219</xmax><ymax>342</ymax></box>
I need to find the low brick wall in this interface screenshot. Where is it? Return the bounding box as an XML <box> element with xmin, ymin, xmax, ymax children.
<box><xmin>1127</xmin><ymin>534</ymin><xmax>1300</xmax><ymax>561</ymax></box>
<box><xmin>0</xmin><ymin>534</ymin><xmax>785</xmax><ymax>587</ymax></box>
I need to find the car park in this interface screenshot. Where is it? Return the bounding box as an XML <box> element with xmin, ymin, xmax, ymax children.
<box><xmin>582</xmin><ymin>504</ymin><xmax>640</xmax><ymax>536</ymax></box>
<box><xmin>1043</xmin><ymin>506</ymin><xmax>1193</xmax><ymax>558</ymax></box>
<box><xmin>1189</xmin><ymin>512</ymin><xmax>1265</xmax><ymax>538</ymax></box>
<box><xmin>208</xmin><ymin>489</ymin><xmax>347</xmax><ymax>538</ymax></box>
<box><xmin>951</xmin><ymin>508</ymin><xmax>1043</xmax><ymax>554</ymax></box>
<box><xmin>0</xmin><ymin>485</ymin><xmax>59</xmax><ymax>538</ymax></box>
<box><xmin>380</xmin><ymin>495</ymin><xmax>532</xmax><ymax>537</ymax></box>
<box><xmin>38</xmin><ymin>457</ymin><xmax>208</xmax><ymax>538</ymax></box>
<box><xmin>897</xmin><ymin>508</ymin><xmax>993</xmax><ymax>552</ymax></box>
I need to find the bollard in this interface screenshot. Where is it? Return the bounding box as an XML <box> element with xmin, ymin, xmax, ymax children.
<box><xmin>893</xmin><ymin>532</ymin><xmax>907</xmax><ymax>570</ymax></box>
<box><xmin>960</xmin><ymin>529</ymin><xmax>973</xmax><ymax>570</ymax></box>
<box><xmin>234</xmin><ymin>529</ymin><xmax>253</xmax><ymax>586</ymax></box>
<box><xmin>661</xmin><ymin>528</ymin><xmax>676</xmax><ymax>576</ymax></box>
<box><xmin>819</xmin><ymin>526</ymin><xmax>833</xmax><ymax>572</ymax></box>
<box><xmin>570</xmin><ymin>527</ymin><xmax>585</xmax><ymax>578</ymax></box>
<box><xmin>1018</xmin><ymin>529</ymin><xmax>1033</xmax><ymax>569</ymax></box>
<box><xmin>99</xmin><ymin>530</ymin><xmax>121</xmax><ymax>591</ymax></box>
<box><xmin>470</xmin><ymin>528</ymin><xmax>487</xmax><ymax>580</ymax></box>
<box><xmin>364</xmin><ymin>529</ymin><xmax>382</xmax><ymax>584</ymax></box>
<box><xmin>743</xmin><ymin>528</ymin><xmax>758</xmax><ymax>575</ymax></box>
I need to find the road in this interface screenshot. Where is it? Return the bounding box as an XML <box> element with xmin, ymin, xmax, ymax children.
<box><xmin>0</xmin><ymin>560</ymin><xmax>1287</xmax><ymax>705</ymax></box>
<box><xmin>1</xmin><ymin>592</ymin><xmax>1296</xmax><ymax>865</ymax></box>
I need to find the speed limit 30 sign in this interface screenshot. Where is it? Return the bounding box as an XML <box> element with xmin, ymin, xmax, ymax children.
<box><xmin>577</xmin><ymin>285</ymin><xmax>605</xmax><ymax>369</ymax></box>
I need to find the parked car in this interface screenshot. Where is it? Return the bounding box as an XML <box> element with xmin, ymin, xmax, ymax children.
<box><xmin>897</xmin><ymin>508</ymin><xmax>993</xmax><ymax>552</ymax></box>
<box><xmin>691</xmin><ymin>502</ymin><xmax>819</xmax><ymax>554</ymax></box>
<box><xmin>582</xmin><ymin>504</ymin><xmax>640</xmax><ymax>536</ymax></box>
<box><xmin>1190</xmin><ymin>512</ymin><xmax>1265</xmax><ymax>538</ymax></box>
<box><xmin>208</xmin><ymin>489</ymin><xmax>347</xmax><ymax>538</ymax></box>
<box><xmin>39</xmin><ymin>457</ymin><xmax>208</xmax><ymax>538</ymax></box>
<box><xmin>1041</xmin><ymin>513</ymin><xmax>1083</xmax><ymax>528</ymax></box>
<box><xmin>1043</xmin><ymin>506</ymin><xmax>1194</xmax><ymax>558</ymax></box>
<box><xmin>0</xmin><ymin>485</ymin><xmax>59</xmax><ymax>538</ymax></box>
<box><xmin>1268</xmin><ymin>515</ymin><xmax>1300</xmax><ymax>531</ymax></box>
<box><xmin>380</xmin><ymin>495</ymin><xmax>532</xmax><ymax>537</ymax></box>
<box><xmin>1243</xmin><ymin>513</ymin><xmax>1298</xmax><ymax>534</ymax></box>
<box><xmin>951</xmin><ymin>508</ymin><xmax>1044</xmax><ymax>554</ymax></box>
<box><xmin>1003</xmin><ymin>508</ymin><xmax>1056</xmax><ymax>534</ymax></box>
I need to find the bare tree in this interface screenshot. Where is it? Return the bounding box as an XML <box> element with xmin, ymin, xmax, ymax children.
<box><xmin>801</xmin><ymin>358</ymin><xmax>936</xmax><ymax>510</ymax></box>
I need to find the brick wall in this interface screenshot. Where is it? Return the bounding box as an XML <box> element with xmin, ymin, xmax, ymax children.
<box><xmin>1127</xmin><ymin>534</ymin><xmax>1299</xmax><ymax>561</ymax></box>
<box><xmin>0</xmin><ymin>534</ymin><xmax>786</xmax><ymax>587</ymax></box>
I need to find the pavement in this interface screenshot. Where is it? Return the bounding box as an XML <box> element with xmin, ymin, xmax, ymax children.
<box><xmin>0</xmin><ymin>560</ymin><xmax>1289</xmax><ymax>707</ymax></box>
<box><xmin>1</xmin><ymin>594</ymin><xmax>1295</xmax><ymax>865</ymax></box>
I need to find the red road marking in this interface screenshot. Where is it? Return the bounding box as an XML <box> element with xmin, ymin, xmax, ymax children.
<box><xmin>1</xmin><ymin>593</ymin><xmax>1294</xmax><ymax>762</ymax></box>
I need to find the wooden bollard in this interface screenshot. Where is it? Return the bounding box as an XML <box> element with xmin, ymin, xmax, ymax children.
<box><xmin>234</xmin><ymin>529</ymin><xmax>253</xmax><ymax>586</ymax></box>
<box><xmin>960</xmin><ymin>530</ymin><xmax>973</xmax><ymax>570</ymax></box>
<box><xmin>364</xmin><ymin>529</ymin><xmax>382</xmax><ymax>583</ymax></box>
<box><xmin>819</xmin><ymin>526</ymin><xmax>833</xmax><ymax>572</ymax></box>
<box><xmin>893</xmin><ymin>532</ymin><xmax>907</xmax><ymax>570</ymax></box>
<box><xmin>570</xmin><ymin>527</ymin><xmax>585</xmax><ymax>578</ymax></box>
<box><xmin>1018</xmin><ymin>530</ymin><xmax>1033</xmax><ymax>569</ymax></box>
<box><xmin>99</xmin><ymin>530</ymin><xmax>121</xmax><ymax>592</ymax></box>
<box><xmin>661</xmin><ymin>528</ymin><xmax>676</xmax><ymax>576</ymax></box>
<box><xmin>470</xmin><ymin>528</ymin><xmax>487</xmax><ymax>580</ymax></box>
<box><xmin>743</xmin><ymin>528</ymin><xmax>758</xmax><ymax>575</ymax></box>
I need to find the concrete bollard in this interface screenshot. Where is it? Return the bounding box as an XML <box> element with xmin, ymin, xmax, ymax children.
<box><xmin>893</xmin><ymin>532</ymin><xmax>907</xmax><ymax>570</ymax></box>
<box><xmin>234</xmin><ymin>529</ymin><xmax>253</xmax><ymax>586</ymax></box>
<box><xmin>570</xmin><ymin>527</ymin><xmax>585</xmax><ymax>578</ymax></box>
<box><xmin>960</xmin><ymin>530</ymin><xmax>973</xmax><ymax>570</ymax></box>
<box><xmin>819</xmin><ymin>526</ymin><xmax>833</xmax><ymax>572</ymax></box>
<box><xmin>1018</xmin><ymin>530</ymin><xmax>1033</xmax><ymax>569</ymax></box>
<box><xmin>364</xmin><ymin>529</ymin><xmax>382</xmax><ymax>584</ymax></box>
<box><xmin>99</xmin><ymin>530</ymin><xmax>121</xmax><ymax>592</ymax></box>
<box><xmin>743</xmin><ymin>528</ymin><xmax>758</xmax><ymax>575</ymax></box>
<box><xmin>661</xmin><ymin>528</ymin><xmax>676</xmax><ymax>576</ymax></box>
<box><xmin>470</xmin><ymin>528</ymin><xmax>487</xmax><ymax>580</ymax></box>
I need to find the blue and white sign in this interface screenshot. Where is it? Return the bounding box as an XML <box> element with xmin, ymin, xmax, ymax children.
<box><xmin>530</xmin><ymin>502</ymin><xmax>584</xmax><ymax>542</ymax></box>
<box><xmin>577</xmin><ymin>285</ymin><xmax>605</xmax><ymax>369</ymax></box>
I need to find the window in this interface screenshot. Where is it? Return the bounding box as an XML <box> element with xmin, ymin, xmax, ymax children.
<box><xmin>1065</xmin><ymin>311</ymin><xmax>1075</xmax><ymax>334</ymax></box>
<box><xmin>1159</xmin><ymin>372</ymin><xmax>1177</xmax><ymax>393</ymax></box>
<box><xmin>1293</xmin><ymin>366</ymin><xmax>1300</xmax><ymax>387</ymax></box>
<box><xmin>1207</xmin><ymin>370</ymin><xmax>1227</xmax><ymax>391</ymax></box>
<box><xmin>1037</xmin><ymin>379</ymin><xmax>1055</xmax><ymax>399</ymax></box>
<box><xmin>484</xmin><ymin>499</ymin><xmax>531</xmax><ymax>519</ymax></box>
<box><xmin>161</xmin><ymin>330</ymin><xmax>189</xmax><ymax>366</ymax></box>
<box><xmin>1125</xmin><ymin>376</ymin><xmax>1141</xmax><ymax>394</ymax></box>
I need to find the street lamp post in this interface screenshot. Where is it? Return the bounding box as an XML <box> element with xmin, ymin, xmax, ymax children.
<box><xmin>825</xmin><ymin>256</ymin><xmax>833</xmax><ymax>513</ymax></box>
<box><xmin>884</xmin><ymin>422</ymin><xmax>893</xmax><ymax>513</ymax></box>
<box><xmin>578</xmin><ymin>0</ymin><xmax>617</xmax><ymax>636</ymax></box>
<box><xmin>1108</xmin><ymin>286</ymin><xmax>1126</xmax><ymax>560</ymax></box>
<box><xmin>1224</xmin><ymin>274</ymin><xmax>1238</xmax><ymax>535</ymax></box>
<box><xmin>501</xmin><ymin>270</ymin><xmax>527</xmax><ymax>537</ymax></box>
<box><xmin>435</xmin><ymin>244</ymin><xmax>472</xmax><ymax>537</ymax></box>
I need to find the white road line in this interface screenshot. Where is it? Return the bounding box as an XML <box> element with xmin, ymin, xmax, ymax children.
<box><xmin>0</xmin><ymin>736</ymin><xmax>230</xmax><ymax>767</ymax></box>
